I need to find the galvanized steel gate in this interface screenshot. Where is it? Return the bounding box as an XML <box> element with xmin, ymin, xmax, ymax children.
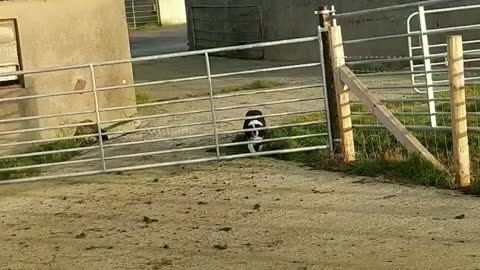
<box><xmin>125</xmin><ymin>0</ymin><xmax>160</xmax><ymax>29</ymax></box>
<box><xmin>0</xmin><ymin>31</ymin><xmax>333</xmax><ymax>184</ymax></box>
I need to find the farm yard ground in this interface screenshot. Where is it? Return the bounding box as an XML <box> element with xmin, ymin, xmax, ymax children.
<box><xmin>2</xmin><ymin>158</ymin><xmax>480</xmax><ymax>269</ymax></box>
<box><xmin>2</xmin><ymin>27</ymin><xmax>480</xmax><ymax>270</ymax></box>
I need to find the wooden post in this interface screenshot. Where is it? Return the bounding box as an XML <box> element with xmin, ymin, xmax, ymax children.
<box><xmin>447</xmin><ymin>35</ymin><xmax>471</xmax><ymax>190</ymax></box>
<box><xmin>318</xmin><ymin>6</ymin><xmax>341</xmax><ymax>154</ymax></box>
<box><xmin>329</xmin><ymin>25</ymin><xmax>355</xmax><ymax>163</ymax></box>
<box><xmin>340</xmin><ymin>66</ymin><xmax>446</xmax><ymax>173</ymax></box>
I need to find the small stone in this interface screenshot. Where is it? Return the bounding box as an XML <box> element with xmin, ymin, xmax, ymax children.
<box><xmin>143</xmin><ymin>216</ymin><xmax>159</xmax><ymax>224</ymax></box>
<box><xmin>455</xmin><ymin>214</ymin><xmax>466</xmax><ymax>220</ymax></box>
<box><xmin>75</xmin><ymin>232</ymin><xmax>87</xmax><ymax>239</ymax></box>
<box><xmin>213</xmin><ymin>244</ymin><xmax>228</xmax><ymax>250</ymax></box>
<box><xmin>253</xmin><ymin>204</ymin><xmax>260</xmax><ymax>210</ymax></box>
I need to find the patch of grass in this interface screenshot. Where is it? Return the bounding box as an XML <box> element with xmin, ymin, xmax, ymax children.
<box><xmin>435</xmin><ymin>86</ymin><xmax>480</xmax><ymax>115</ymax></box>
<box><xmin>350</xmin><ymin>62</ymin><xmax>410</xmax><ymax>74</ymax></box>
<box><xmin>130</xmin><ymin>23</ymin><xmax>162</xmax><ymax>31</ymax></box>
<box><xmin>252</xmin><ymin>113</ymin><xmax>480</xmax><ymax>193</ymax></box>
<box><xmin>351</xmin><ymin>155</ymin><xmax>450</xmax><ymax>188</ymax></box>
<box><xmin>136</xmin><ymin>91</ymin><xmax>155</xmax><ymax>105</ymax></box>
<box><xmin>219</xmin><ymin>80</ymin><xmax>285</xmax><ymax>94</ymax></box>
<box><xmin>0</xmin><ymin>138</ymin><xmax>93</xmax><ymax>181</ymax></box>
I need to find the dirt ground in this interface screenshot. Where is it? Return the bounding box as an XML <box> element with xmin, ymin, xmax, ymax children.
<box><xmin>2</xmin><ymin>158</ymin><xmax>480</xmax><ymax>269</ymax></box>
<box><xmin>3</xmin><ymin>27</ymin><xmax>480</xmax><ymax>270</ymax></box>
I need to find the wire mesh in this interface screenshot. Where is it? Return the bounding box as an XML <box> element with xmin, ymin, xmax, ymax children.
<box><xmin>340</xmin><ymin>3</ymin><xmax>480</xmax><ymax>185</ymax></box>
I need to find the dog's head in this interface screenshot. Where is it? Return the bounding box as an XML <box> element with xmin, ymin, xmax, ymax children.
<box><xmin>245</xmin><ymin>119</ymin><xmax>264</xmax><ymax>140</ymax></box>
<box><xmin>244</xmin><ymin>110</ymin><xmax>266</xmax><ymax>141</ymax></box>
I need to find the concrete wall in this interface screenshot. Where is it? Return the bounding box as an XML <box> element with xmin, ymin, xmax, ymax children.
<box><xmin>159</xmin><ymin>0</ymin><xmax>187</xmax><ymax>25</ymax></box>
<box><xmin>186</xmin><ymin>0</ymin><xmax>479</xmax><ymax>61</ymax></box>
<box><xmin>0</xmin><ymin>0</ymin><xmax>136</xmax><ymax>153</ymax></box>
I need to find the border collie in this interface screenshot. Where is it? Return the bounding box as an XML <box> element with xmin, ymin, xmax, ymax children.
<box><xmin>243</xmin><ymin>110</ymin><xmax>267</xmax><ymax>153</ymax></box>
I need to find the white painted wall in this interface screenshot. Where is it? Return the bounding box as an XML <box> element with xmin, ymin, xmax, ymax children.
<box><xmin>159</xmin><ymin>0</ymin><xmax>186</xmax><ymax>25</ymax></box>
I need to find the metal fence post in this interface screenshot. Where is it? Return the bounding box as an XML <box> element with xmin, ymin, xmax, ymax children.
<box><xmin>204</xmin><ymin>53</ymin><xmax>221</xmax><ymax>159</ymax></box>
<box><xmin>317</xmin><ymin>6</ymin><xmax>338</xmax><ymax>156</ymax></box>
<box><xmin>317</xmin><ymin>24</ymin><xmax>334</xmax><ymax>156</ymax></box>
<box><xmin>418</xmin><ymin>5</ymin><xmax>437</xmax><ymax>127</ymax></box>
<box><xmin>131</xmin><ymin>0</ymin><xmax>137</xmax><ymax>29</ymax></box>
<box><xmin>447</xmin><ymin>35</ymin><xmax>471</xmax><ymax>191</ymax></box>
<box><xmin>89</xmin><ymin>65</ymin><xmax>107</xmax><ymax>172</ymax></box>
<box><xmin>155</xmin><ymin>0</ymin><xmax>162</xmax><ymax>26</ymax></box>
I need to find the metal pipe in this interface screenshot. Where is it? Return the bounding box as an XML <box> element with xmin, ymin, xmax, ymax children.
<box><xmin>335</xmin><ymin>0</ymin><xmax>456</xmax><ymax>19</ymax></box>
<box><xmin>0</xmin><ymin>37</ymin><xmax>319</xmax><ymax>79</ymax></box>
<box><xmin>0</xmin><ymin>145</ymin><xmax>99</xmax><ymax>160</ymax></box>
<box><xmin>102</xmin><ymin>120</ymin><xmax>212</xmax><ymax>137</ymax></box>
<box><xmin>100</xmin><ymin>95</ymin><xmax>210</xmax><ymax>113</ymax></box>
<box><xmin>0</xmin><ymin>134</ymin><xmax>98</xmax><ymax>148</ymax></box>
<box><xmin>0</xmin><ymin>121</ymin><xmax>98</xmax><ymax>136</ymax></box>
<box><xmin>318</xmin><ymin>25</ymin><xmax>334</xmax><ymax>154</ymax></box>
<box><xmin>0</xmin><ymin>89</ymin><xmax>92</xmax><ymax>103</ymax></box>
<box><xmin>103</xmin><ymin>133</ymin><xmax>214</xmax><ymax>149</ymax></box>
<box><xmin>215</xmin><ymin>97</ymin><xmax>323</xmax><ymax>112</ymax></box>
<box><xmin>217</xmin><ymin>120</ymin><xmax>327</xmax><ymax>136</ymax></box>
<box><xmin>0</xmin><ymin>110</ymin><xmax>95</xmax><ymax>124</ymax></box>
<box><xmin>100</xmin><ymin>109</ymin><xmax>211</xmax><ymax>126</ymax></box>
<box><xmin>356</xmin><ymin>69</ymin><xmax>448</xmax><ymax>77</ymax></box>
<box><xmin>89</xmin><ymin>65</ymin><xmax>107</xmax><ymax>172</ymax></box>
<box><xmin>204</xmin><ymin>53</ymin><xmax>221</xmax><ymax>159</ymax></box>
<box><xmin>216</xmin><ymin>109</ymin><xmax>324</xmax><ymax>124</ymax></box>
<box><xmin>213</xmin><ymin>84</ymin><xmax>322</xmax><ymax>99</ymax></box>
<box><xmin>346</xmin><ymin>53</ymin><xmax>447</xmax><ymax>65</ymax></box>
<box><xmin>0</xmin><ymin>157</ymin><xmax>100</xmax><ymax>173</ymax></box>
<box><xmin>210</xmin><ymin>63</ymin><xmax>321</xmax><ymax>79</ymax></box>
<box><xmin>220</xmin><ymin>133</ymin><xmax>329</xmax><ymax>148</ymax></box>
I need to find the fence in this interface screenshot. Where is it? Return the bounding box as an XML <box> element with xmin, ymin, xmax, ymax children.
<box><xmin>2</xmin><ymin>0</ymin><xmax>479</xmax><ymax>191</ymax></box>
<box><xmin>125</xmin><ymin>0</ymin><xmax>160</xmax><ymax>29</ymax></box>
<box><xmin>318</xmin><ymin>0</ymin><xmax>480</xmax><ymax>190</ymax></box>
<box><xmin>0</xmin><ymin>35</ymin><xmax>332</xmax><ymax>184</ymax></box>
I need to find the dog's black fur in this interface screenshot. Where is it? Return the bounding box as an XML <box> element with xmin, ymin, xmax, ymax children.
<box><xmin>243</xmin><ymin>110</ymin><xmax>267</xmax><ymax>153</ymax></box>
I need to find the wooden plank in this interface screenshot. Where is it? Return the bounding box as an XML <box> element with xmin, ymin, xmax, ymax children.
<box><xmin>339</xmin><ymin>66</ymin><xmax>446</xmax><ymax>172</ymax></box>
<box><xmin>448</xmin><ymin>35</ymin><xmax>471</xmax><ymax>190</ymax></box>
<box><xmin>329</xmin><ymin>26</ymin><xmax>355</xmax><ymax>163</ymax></box>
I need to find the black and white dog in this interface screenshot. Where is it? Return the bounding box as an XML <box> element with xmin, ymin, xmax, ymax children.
<box><xmin>243</xmin><ymin>110</ymin><xmax>267</xmax><ymax>153</ymax></box>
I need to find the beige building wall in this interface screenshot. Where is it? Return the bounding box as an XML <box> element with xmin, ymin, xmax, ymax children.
<box><xmin>159</xmin><ymin>0</ymin><xmax>187</xmax><ymax>25</ymax></box>
<box><xmin>0</xmin><ymin>0</ymin><xmax>137</xmax><ymax>153</ymax></box>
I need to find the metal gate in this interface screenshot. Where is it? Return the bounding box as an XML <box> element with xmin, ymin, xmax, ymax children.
<box><xmin>407</xmin><ymin>3</ymin><xmax>480</xmax><ymax>127</ymax></box>
<box><xmin>190</xmin><ymin>5</ymin><xmax>264</xmax><ymax>59</ymax></box>
<box><xmin>0</xmin><ymin>32</ymin><xmax>332</xmax><ymax>184</ymax></box>
<box><xmin>125</xmin><ymin>0</ymin><xmax>160</xmax><ymax>29</ymax></box>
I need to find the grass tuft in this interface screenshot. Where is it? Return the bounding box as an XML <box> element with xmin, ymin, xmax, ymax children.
<box><xmin>0</xmin><ymin>138</ymin><xmax>93</xmax><ymax>181</ymax></box>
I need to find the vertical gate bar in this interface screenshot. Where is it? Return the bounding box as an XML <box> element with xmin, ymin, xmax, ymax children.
<box><xmin>418</xmin><ymin>5</ymin><xmax>437</xmax><ymax>127</ymax></box>
<box><xmin>407</xmin><ymin>14</ymin><xmax>420</xmax><ymax>93</ymax></box>
<box><xmin>318</xmin><ymin>25</ymin><xmax>334</xmax><ymax>155</ymax></box>
<box><xmin>89</xmin><ymin>65</ymin><xmax>107</xmax><ymax>172</ymax></box>
<box><xmin>204</xmin><ymin>53</ymin><xmax>221</xmax><ymax>159</ymax></box>
<box><xmin>155</xmin><ymin>0</ymin><xmax>162</xmax><ymax>26</ymax></box>
<box><xmin>132</xmin><ymin>0</ymin><xmax>137</xmax><ymax>29</ymax></box>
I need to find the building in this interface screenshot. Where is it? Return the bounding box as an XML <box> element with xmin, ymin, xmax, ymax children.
<box><xmin>125</xmin><ymin>0</ymin><xmax>186</xmax><ymax>28</ymax></box>
<box><xmin>0</xmin><ymin>0</ymin><xmax>137</xmax><ymax>153</ymax></box>
<box><xmin>185</xmin><ymin>0</ymin><xmax>479</xmax><ymax>61</ymax></box>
